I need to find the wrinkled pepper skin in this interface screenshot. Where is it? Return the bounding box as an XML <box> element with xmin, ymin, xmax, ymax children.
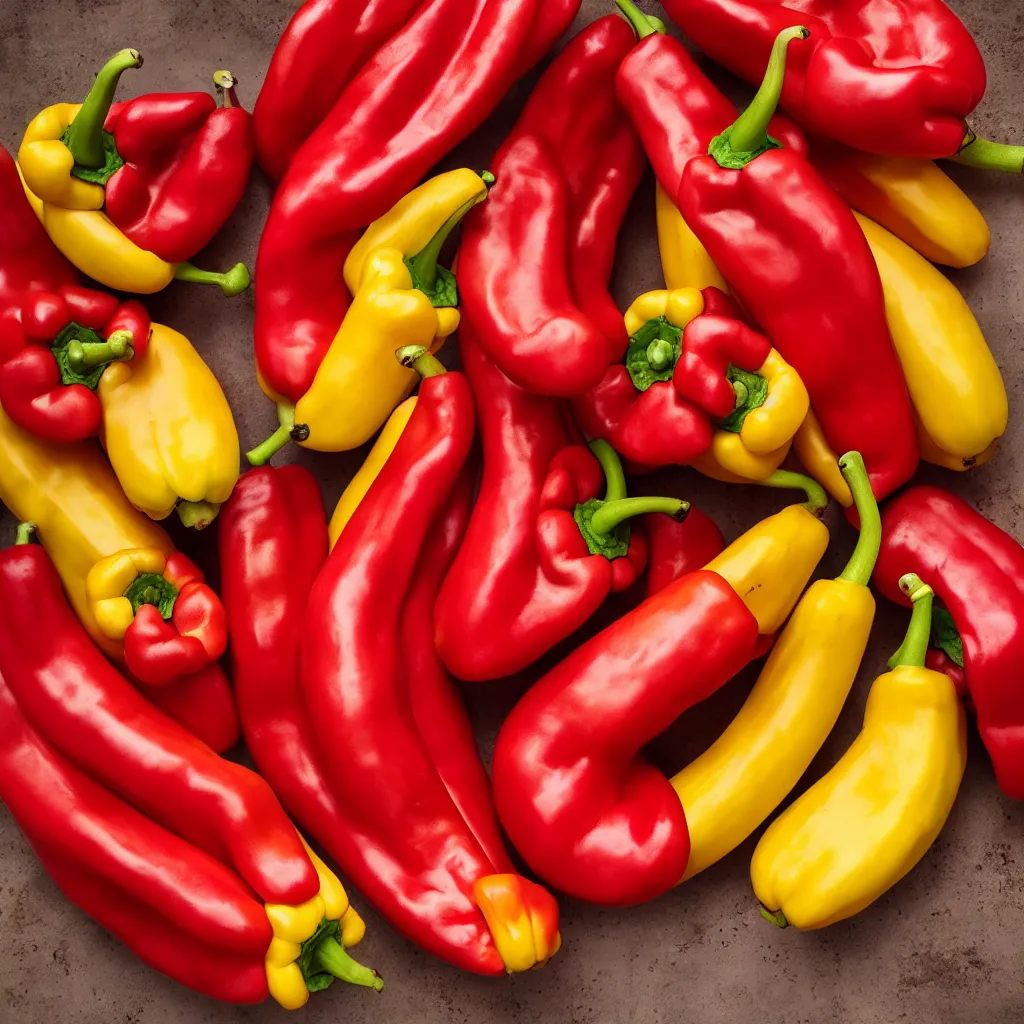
<box><xmin>874</xmin><ymin>486</ymin><xmax>1024</xmax><ymax>800</ymax></box>
<box><xmin>660</xmin><ymin>0</ymin><xmax>987</xmax><ymax>160</ymax></box>
<box><xmin>301</xmin><ymin>366</ymin><xmax>561</xmax><ymax>974</ymax></box>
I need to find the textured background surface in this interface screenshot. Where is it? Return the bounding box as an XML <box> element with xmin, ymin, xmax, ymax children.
<box><xmin>1</xmin><ymin>1</ymin><xmax>1024</xmax><ymax>1021</ymax></box>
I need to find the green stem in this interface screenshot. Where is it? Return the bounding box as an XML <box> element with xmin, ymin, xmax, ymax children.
<box><xmin>66</xmin><ymin>330</ymin><xmax>133</xmax><ymax>371</ymax></box>
<box><xmin>124</xmin><ymin>572</ymin><xmax>178</xmax><ymax>619</ymax></box>
<box><xmin>313</xmin><ymin>937</ymin><xmax>384</xmax><ymax>992</ymax></box>
<box><xmin>836</xmin><ymin>452</ymin><xmax>881</xmax><ymax>586</ymax></box>
<box><xmin>397</xmin><ymin>345</ymin><xmax>447</xmax><ymax>378</ymax></box>
<box><xmin>647</xmin><ymin>338</ymin><xmax>674</xmax><ymax>372</ymax></box>
<box><xmin>888</xmin><ymin>574</ymin><xmax>935</xmax><ymax>670</ymax></box>
<box><xmin>951</xmin><ymin>129</ymin><xmax>1024</xmax><ymax>174</ymax></box>
<box><xmin>64</xmin><ymin>49</ymin><xmax>143</xmax><ymax>168</ymax></box>
<box><xmin>590</xmin><ymin>496</ymin><xmax>689</xmax><ymax>536</ymax></box>
<box><xmin>614</xmin><ymin>0</ymin><xmax>666</xmax><ymax>39</ymax></box>
<box><xmin>408</xmin><ymin>183</ymin><xmax>492</xmax><ymax>293</ymax></box>
<box><xmin>174</xmin><ymin>261</ymin><xmax>250</xmax><ymax>296</ymax></box>
<box><xmin>15</xmin><ymin>522</ymin><xmax>36</xmax><ymax>546</ymax></box>
<box><xmin>759</xmin><ymin>907</ymin><xmax>788</xmax><ymax>929</ymax></box>
<box><xmin>177</xmin><ymin>500</ymin><xmax>219</xmax><ymax>531</ymax></box>
<box><xmin>589</xmin><ymin>439</ymin><xmax>628</xmax><ymax>503</ymax></box>
<box><xmin>246</xmin><ymin>403</ymin><xmax>308</xmax><ymax>466</ymax></box>
<box><xmin>758</xmin><ymin>469</ymin><xmax>829</xmax><ymax>516</ymax></box>
<box><xmin>212</xmin><ymin>69</ymin><xmax>239</xmax><ymax>109</ymax></box>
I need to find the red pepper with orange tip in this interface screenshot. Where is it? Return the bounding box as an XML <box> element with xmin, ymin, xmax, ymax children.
<box><xmin>679</xmin><ymin>28</ymin><xmax>918</xmax><ymax>503</ymax></box>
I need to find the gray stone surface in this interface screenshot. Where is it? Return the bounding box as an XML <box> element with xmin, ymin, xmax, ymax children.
<box><xmin>1</xmin><ymin>1</ymin><xmax>1024</xmax><ymax>1021</ymax></box>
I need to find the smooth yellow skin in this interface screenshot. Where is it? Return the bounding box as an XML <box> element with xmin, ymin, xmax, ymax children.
<box><xmin>296</xmin><ymin>248</ymin><xmax>457</xmax><ymax>452</ymax></box>
<box><xmin>704</xmin><ymin>504</ymin><xmax>829</xmax><ymax>634</ymax></box>
<box><xmin>328</xmin><ymin>397</ymin><xmax>416</xmax><ymax>549</ymax></box>
<box><xmin>655</xmin><ymin>182</ymin><xmax>728</xmax><ymax>292</ymax></box>
<box><xmin>856</xmin><ymin>213</ymin><xmax>1006</xmax><ymax>461</ymax></box>
<box><xmin>673</xmin><ymin>580</ymin><xmax>875</xmax><ymax>880</ymax></box>
<box><xmin>86</xmin><ymin>547</ymin><xmax>168</xmax><ymax>640</ymax></box>
<box><xmin>343</xmin><ymin>168</ymin><xmax>490</xmax><ymax>293</ymax></box>
<box><xmin>916</xmin><ymin>414</ymin><xmax>999</xmax><ymax>471</ymax></box>
<box><xmin>19</xmin><ymin>103</ymin><xmax>106</xmax><ymax>209</ymax></box>
<box><xmin>752</xmin><ymin>666</ymin><xmax>966</xmax><ymax>930</ymax></box>
<box><xmin>794</xmin><ymin>410</ymin><xmax>853</xmax><ymax>507</ymax></box>
<box><xmin>98</xmin><ymin>323</ymin><xmax>239</xmax><ymax>521</ymax></box>
<box><xmin>0</xmin><ymin>404</ymin><xmax>172</xmax><ymax>656</ymax></box>
<box><xmin>624</xmin><ymin>287</ymin><xmax>704</xmax><ymax>336</ymax></box>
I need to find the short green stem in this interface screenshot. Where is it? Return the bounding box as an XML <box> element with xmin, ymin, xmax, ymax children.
<box><xmin>590</xmin><ymin>496</ymin><xmax>689</xmax><ymax>536</ymax></box>
<box><xmin>836</xmin><ymin>451</ymin><xmax>881</xmax><ymax>586</ymax></box>
<box><xmin>760</xmin><ymin>907</ymin><xmax>788</xmax><ymax>929</ymax></box>
<box><xmin>246</xmin><ymin>403</ymin><xmax>307</xmax><ymax>466</ymax></box>
<box><xmin>124</xmin><ymin>572</ymin><xmax>177</xmax><ymax>619</ymax></box>
<box><xmin>952</xmin><ymin>129</ymin><xmax>1024</xmax><ymax>174</ymax></box>
<box><xmin>213</xmin><ymin>69</ymin><xmax>240</xmax><ymax>109</ymax></box>
<box><xmin>397</xmin><ymin>345</ymin><xmax>446</xmax><ymax>379</ymax></box>
<box><xmin>313</xmin><ymin>937</ymin><xmax>384</xmax><ymax>992</ymax></box>
<box><xmin>759</xmin><ymin>469</ymin><xmax>829</xmax><ymax>516</ymax></box>
<box><xmin>889</xmin><ymin>574</ymin><xmax>935</xmax><ymax>670</ymax></box>
<box><xmin>15</xmin><ymin>522</ymin><xmax>36</xmax><ymax>546</ymax></box>
<box><xmin>614</xmin><ymin>0</ymin><xmax>666</xmax><ymax>39</ymax></box>
<box><xmin>589</xmin><ymin>439</ymin><xmax>628</xmax><ymax>503</ymax></box>
<box><xmin>177</xmin><ymin>500</ymin><xmax>220</xmax><ymax>531</ymax></box>
<box><xmin>647</xmin><ymin>338</ymin><xmax>674</xmax><ymax>372</ymax></box>
<box><xmin>64</xmin><ymin>49</ymin><xmax>142</xmax><ymax>168</ymax></box>
<box><xmin>66</xmin><ymin>330</ymin><xmax>133</xmax><ymax>371</ymax></box>
<box><xmin>732</xmin><ymin>379</ymin><xmax>749</xmax><ymax>407</ymax></box>
<box><xmin>407</xmin><ymin>184</ymin><xmax>490</xmax><ymax>295</ymax></box>
<box><xmin>174</xmin><ymin>261</ymin><xmax>250</xmax><ymax>296</ymax></box>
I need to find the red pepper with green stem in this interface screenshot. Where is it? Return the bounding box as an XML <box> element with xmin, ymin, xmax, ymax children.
<box><xmin>679</xmin><ymin>27</ymin><xmax>918</xmax><ymax>504</ymax></box>
<box><xmin>874</xmin><ymin>486</ymin><xmax>1024</xmax><ymax>799</ymax></box>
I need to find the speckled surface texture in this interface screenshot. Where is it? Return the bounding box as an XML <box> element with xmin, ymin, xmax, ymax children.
<box><xmin>1</xmin><ymin>1</ymin><xmax>1024</xmax><ymax>1021</ymax></box>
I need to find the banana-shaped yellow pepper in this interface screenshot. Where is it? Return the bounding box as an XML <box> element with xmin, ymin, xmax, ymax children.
<box><xmin>673</xmin><ymin>453</ymin><xmax>879</xmax><ymax>880</ymax></box>
<box><xmin>655</xmin><ymin>182</ymin><xmax>728</xmax><ymax>292</ymax></box>
<box><xmin>751</xmin><ymin>574</ymin><xmax>966</xmax><ymax>930</ymax></box>
<box><xmin>98</xmin><ymin>323</ymin><xmax>240</xmax><ymax>528</ymax></box>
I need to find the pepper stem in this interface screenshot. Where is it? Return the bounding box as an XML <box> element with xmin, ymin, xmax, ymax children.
<box><xmin>407</xmin><ymin>182</ymin><xmax>492</xmax><ymax>294</ymax></box>
<box><xmin>889</xmin><ymin>574</ymin><xmax>935</xmax><ymax>670</ymax></box>
<box><xmin>759</xmin><ymin>907</ymin><xmax>788</xmax><ymax>929</ymax></box>
<box><xmin>246</xmin><ymin>403</ymin><xmax>308</xmax><ymax>466</ymax></box>
<box><xmin>66</xmin><ymin>330</ymin><xmax>134</xmax><ymax>372</ymax></box>
<box><xmin>589</xmin><ymin>439</ymin><xmax>628</xmax><ymax>503</ymax></box>
<box><xmin>124</xmin><ymin>572</ymin><xmax>178</xmax><ymax>619</ymax></box>
<box><xmin>952</xmin><ymin>129</ymin><xmax>1024</xmax><ymax>174</ymax></box>
<box><xmin>758</xmin><ymin>469</ymin><xmax>829</xmax><ymax>516</ymax></box>
<box><xmin>590</xmin><ymin>496</ymin><xmax>689</xmax><ymax>537</ymax></box>
<box><xmin>397</xmin><ymin>345</ymin><xmax>447</xmax><ymax>379</ymax></box>
<box><xmin>15</xmin><ymin>522</ymin><xmax>36</xmax><ymax>546</ymax></box>
<box><xmin>647</xmin><ymin>338</ymin><xmax>674</xmax><ymax>372</ymax></box>
<box><xmin>177</xmin><ymin>500</ymin><xmax>220</xmax><ymax>531</ymax></box>
<box><xmin>313</xmin><ymin>936</ymin><xmax>384</xmax><ymax>993</ymax></box>
<box><xmin>174</xmin><ymin>261</ymin><xmax>250</xmax><ymax>296</ymax></box>
<box><xmin>64</xmin><ymin>49</ymin><xmax>142</xmax><ymax>168</ymax></box>
<box><xmin>213</xmin><ymin>69</ymin><xmax>240</xmax><ymax>109</ymax></box>
<box><xmin>614</xmin><ymin>0</ymin><xmax>667</xmax><ymax>39</ymax></box>
<box><xmin>836</xmin><ymin>452</ymin><xmax>881</xmax><ymax>586</ymax></box>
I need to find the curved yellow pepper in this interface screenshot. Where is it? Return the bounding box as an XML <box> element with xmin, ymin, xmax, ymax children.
<box><xmin>98</xmin><ymin>323</ymin><xmax>240</xmax><ymax>527</ymax></box>
<box><xmin>856</xmin><ymin>212</ymin><xmax>1006</xmax><ymax>467</ymax></box>
<box><xmin>655</xmin><ymin>182</ymin><xmax>727</xmax><ymax>292</ymax></box>
<box><xmin>673</xmin><ymin>453</ymin><xmax>879</xmax><ymax>880</ymax></box>
<box><xmin>0</xmin><ymin>403</ymin><xmax>172</xmax><ymax>657</ymax></box>
<box><xmin>752</xmin><ymin>575</ymin><xmax>966</xmax><ymax>930</ymax></box>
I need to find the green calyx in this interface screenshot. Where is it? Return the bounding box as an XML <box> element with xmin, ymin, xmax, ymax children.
<box><xmin>52</xmin><ymin>324</ymin><xmax>134</xmax><ymax>389</ymax></box>
<box><xmin>835</xmin><ymin>452</ymin><xmax>881</xmax><ymax>587</ymax></box>
<box><xmin>708</xmin><ymin>26</ymin><xmax>809</xmax><ymax>170</ymax></box>
<box><xmin>718</xmin><ymin>366</ymin><xmax>768</xmax><ymax>433</ymax></box>
<box><xmin>65</xmin><ymin>128</ymin><xmax>124</xmax><ymax>185</ymax></box>
<box><xmin>301</xmin><ymin>918</ymin><xmax>383</xmax><ymax>994</ymax></box>
<box><xmin>626</xmin><ymin>317</ymin><xmax>683</xmax><ymax>391</ymax></box>
<box><xmin>124</xmin><ymin>572</ymin><xmax>177</xmax><ymax>620</ymax></box>
<box><xmin>889</xmin><ymin>574</ymin><xmax>935</xmax><ymax>670</ymax></box>
<box><xmin>760</xmin><ymin>907</ymin><xmax>788</xmax><ymax>929</ymax></box>
<box><xmin>614</xmin><ymin>0</ymin><xmax>667</xmax><ymax>39</ymax></box>
<box><xmin>930</xmin><ymin>607</ymin><xmax>964</xmax><ymax>669</ymax></box>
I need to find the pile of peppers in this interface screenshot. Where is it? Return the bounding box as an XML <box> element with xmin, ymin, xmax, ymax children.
<box><xmin>1</xmin><ymin>0</ymin><xmax>1023</xmax><ymax>1009</ymax></box>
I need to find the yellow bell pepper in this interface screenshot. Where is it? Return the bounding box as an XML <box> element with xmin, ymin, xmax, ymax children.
<box><xmin>86</xmin><ymin>547</ymin><xmax>170</xmax><ymax>641</ymax></box>
<box><xmin>673</xmin><ymin>452</ymin><xmax>879</xmax><ymax>880</ymax></box>
<box><xmin>18</xmin><ymin>50</ymin><xmax>248</xmax><ymax>295</ymax></box>
<box><xmin>855</xmin><ymin>212</ymin><xmax>1006</xmax><ymax>468</ymax></box>
<box><xmin>247</xmin><ymin>169</ymin><xmax>490</xmax><ymax>464</ymax></box>
<box><xmin>655</xmin><ymin>182</ymin><xmax>728</xmax><ymax>292</ymax></box>
<box><xmin>98</xmin><ymin>323</ymin><xmax>240</xmax><ymax>528</ymax></box>
<box><xmin>751</xmin><ymin>574</ymin><xmax>967</xmax><ymax>930</ymax></box>
<box><xmin>0</xmin><ymin>403</ymin><xmax>172</xmax><ymax>657</ymax></box>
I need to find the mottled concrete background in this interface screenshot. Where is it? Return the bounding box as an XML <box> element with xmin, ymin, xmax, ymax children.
<box><xmin>1</xmin><ymin>1</ymin><xmax>1023</xmax><ymax>1022</ymax></box>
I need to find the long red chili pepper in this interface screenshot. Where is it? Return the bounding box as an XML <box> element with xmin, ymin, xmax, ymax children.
<box><xmin>874</xmin><ymin>486</ymin><xmax>1024</xmax><ymax>800</ymax></box>
<box><xmin>679</xmin><ymin>28</ymin><xmax>918</xmax><ymax>503</ymax></box>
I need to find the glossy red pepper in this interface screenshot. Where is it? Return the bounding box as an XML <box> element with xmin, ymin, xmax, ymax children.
<box><xmin>254</xmin><ymin>0</ymin><xmax>573</xmax><ymax>405</ymax></box>
<box><xmin>0</xmin><ymin>285</ymin><xmax>149</xmax><ymax>443</ymax></box>
<box><xmin>679</xmin><ymin>28</ymin><xmax>918</xmax><ymax>503</ymax></box>
<box><xmin>644</xmin><ymin>506</ymin><xmax>725</xmax><ymax>598</ymax></box>
<box><xmin>874</xmin><ymin>486</ymin><xmax>1024</xmax><ymax>799</ymax></box>
<box><xmin>659</xmin><ymin>0</ymin><xmax>1021</xmax><ymax>167</ymax></box>
<box><xmin>0</xmin><ymin>529</ymin><xmax>318</xmax><ymax>907</ymax></box>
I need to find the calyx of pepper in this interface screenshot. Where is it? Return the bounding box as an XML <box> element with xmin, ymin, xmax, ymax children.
<box><xmin>626</xmin><ymin>317</ymin><xmax>683</xmax><ymax>391</ymax></box>
<box><xmin>930</xmin><ymin>606</ymin><xmax>964</xmax><ymax>669</ymax></box>
<box><xmin>124</xmin><ymin>572</ymin><xmax>177</xmax><ymax>621</ymax></box>
<box><xmin>718</xmin><ymin>366</ymin><xmax>768</xmax><ymax>433</ymax></box>
<box><xmin>299</xmin><ymin>918</ymin><xmax>383</xmax><ymax>994</ymax></box>
<box><xmin>51</xmin><ymin>323</ymin><xmax>134</xmax><ymax>389</ymax></box>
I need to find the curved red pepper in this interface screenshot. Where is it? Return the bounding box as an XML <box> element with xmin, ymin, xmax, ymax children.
<box><xmin>644</xmin><ymin>506</ymin><xmax>725</xmax><ymax>598</ymax></box>
<box><xmin>103</xmin><ymin>79</ymin><xmax>255</xmax><ymax>264</ymax></box>
<box><xmin>0</xmin><ymin>285</ymin><xmax>149</xmax><ymax>443</ymax></box>
<box><xmin>874</xmin><ymin>485</ymin><xmax>1024</xmax><ymax>799</ymax></box>
<box><xmin>493</xmin><ymin>570</ymin><xmax>759</xmax><ymax>906</ymax></box>
<box><xmin>0</xmin><ymin>534</ymin><xmax>318</xmax><ymax>906</ymax></box>
<box><xmin>143</xmin><ymin>662</ymin><xmax>240</xmax><ymax>757</ymax></box>
<box><xmin>679</xmin><ymin>29</ymin><xmax>918</xmax><ymax>503</ymax></box>
<box><xmin>660</xmin><ymin>0</ymin><xmax>987</xmax><ymax>160</ymax></box>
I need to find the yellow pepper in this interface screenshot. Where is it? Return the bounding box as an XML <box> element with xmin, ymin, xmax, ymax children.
<box><xmin>752</xmin><ymin>574</ymin><xmax>966</xmax><ymax>930</ymax></box>
<box><xmin>247</xmin><ymin>169</ymin><xmax>490</xmax><ymax>464</ymax></box>
<box><xmin>673</xmin><ymin>452</ymin><xmax>879</xmax><ymax>880</ymax></box>
<box><xmin>86</xmin><ymin>547</ymin><xmax>169</xmax><ymax>640</ymax></box>
<box><xmin>0</xmin><ymin>403</ymin><xmax>172</xmax><ymax>657</ymax></box>
<box><xmin>655</xmin><ymin>182</ymin><xmax>728</xmax><ymax>292</ymax></box>
<box><xmin>793</xmin><ymin>410</ymin><xmax>854</xmax><ymax>506</ymax></box>
<box><xmin>18</xmin><ymin>50</ymin><xmax>248</xmax><ymax>295</ymax></box>
<box><xmin>265</xmin><ymin>835</ymin><xmax>379</xmax><ymax>1010</ymax></box>
<box><xmin>98</xmin><ymin>323</ymin><xmax>240</xmax><ymax>527</ymax></box>
<box><xmin>855</xmin><ymin>212</ymin><xmax>1006</xmax><ymax>468</ymax></box>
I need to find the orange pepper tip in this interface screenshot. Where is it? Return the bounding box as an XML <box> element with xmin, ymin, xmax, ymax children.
<box><xmin>472</xmin><ymin>874</ymin><xmax>561</xmax><ymax>974</ymax></box>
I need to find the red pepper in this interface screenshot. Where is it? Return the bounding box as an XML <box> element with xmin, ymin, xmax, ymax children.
<box><xmin>644</xmin><ymin>506</ymin><xmax>725</xmax><ymax>598</ymax></box>
<box><xmin>0</xmin><ymin>284</ymin><xmax>149</xmax><ymax>443</ymax></box>
<box><xmin>0</xmin><ymin>145</ymin><xmax>78</xmax><ymax>309</ymax></box>
<box><xmin>142</xmin><ymin>663</ymin><xmax>240</xmax><ymax>757</ymax></box>
<box><xmin>254</xmin><ymin>0</ymin><xmax>572</xmax><ymax>405</ymax></box>
<box><xmin>299</xmin><ymin>352</ymin><xmax>560</xmax><ymax>973</ymax></box>
<box><xmin>874</xmin><ymin>485</ymin><xmax>1024</xmax><ymax>799</ymax></box>
<box><xmin>679</xmin><ymin>28</ymin><xmax>918</xmax><ymax>503</ymax></box>
<box><xmin>0</xmin><ymin>528</ymin><xmax>319</xmax><ymax>906</ymax></box>
<box><xmin>658</xmin><ymin>0</ymin><xmax>1016</xmax><ymax>166</ymax></box>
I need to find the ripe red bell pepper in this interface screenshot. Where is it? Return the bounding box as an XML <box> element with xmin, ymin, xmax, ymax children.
<box><xmin>644</xmin><ymin>506</ymin><xmax>725</xmax><ymax>598</ymax></box>
<box><xmin>0</xmin><ymin>284</ymin><xmax>149</xmax><ymax>443</ymax></box>
<box><xmin>874</xmin><ymin>486</ymin><xmax>1024</xmax><ymax>800</ymax></box>
<box><xmin>679</xmin><ymin>28</ymin><xmax>918</xmax><ymax>503</ymax></box>
<box><xmin>254</xmin><ymin>0</ymin><xmax>576</xmax><ymax>405</ymax></box>
<box><xmin>297</xmin><ymin>353</ymin><xmax>561</xmax><ymax>974</ymax></box>
<box><xmin>659</xmin><ymin>0</ymin><xmax>1021</xmax><ymax>167</ymax></box>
